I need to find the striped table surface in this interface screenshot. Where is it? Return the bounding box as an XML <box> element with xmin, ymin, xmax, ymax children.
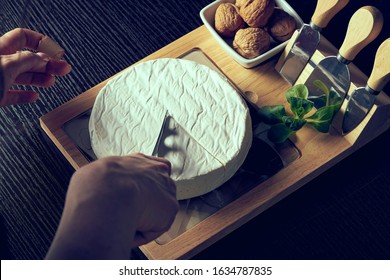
<box><xmin>1</xmin><ymin>0</ymin><xmax>390</xmax><ymax>260</ymax></box>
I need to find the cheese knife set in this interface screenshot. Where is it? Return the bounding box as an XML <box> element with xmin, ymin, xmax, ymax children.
<box><xmin>277</xmin><ymin>0</ymin><xmax>389</xmax><ymax>135</ymax></box>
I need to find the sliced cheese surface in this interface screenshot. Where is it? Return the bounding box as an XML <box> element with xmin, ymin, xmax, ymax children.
<box><xmin>89</xmin><ymin>58</ymin><xmax>252</xmax><ymax>199</ymax></box>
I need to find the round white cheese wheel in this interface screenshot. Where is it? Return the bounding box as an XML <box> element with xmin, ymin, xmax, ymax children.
<box><xmin>89</xmin><ymin>58</ymin><xmax>252</xmax><ymax>200</ymax></box>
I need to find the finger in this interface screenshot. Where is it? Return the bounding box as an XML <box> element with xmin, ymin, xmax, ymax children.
<box><xmin>131</xmin><ymin>153</ymin><xmax>172</xmax><ymax>175</ymax></box>
<box><xmin>14</xmin><ymin>72</ymin><xmax>56</xmax><ymax>88</ymax></box>
<box><xmin>152</xmin><ymin>159</ymin><xmax>172</xmax><ymax>176</ymax></box>
<box><xmin>1</xmin><ymin>51</ymin><xmax>71</xmax><ymax>79</ymax></box>
<box><xmin>142</xmin><ymin>154</ymin><xmax>172</xmax><ymax>166</ymax></box>
<box><xmin>0</xmin><ymin>90</ymin><xmax>39</xmax><ymax>106</ymax></box>
<box><xmin>23</xmin><ymin>52</ymin><xmax>72</xmax><ymax>75</ymax></box>
<box><xmin>22</xmin><ymin>52</ymin><xmax>71</xmax><ymax>75</ymax></box>
<box><xmin>0</xmin><ymin>28</ymin><xmax>44</xmax><ymax>54</ymax></box>
<box><xmin>46</xmin><ymin>59</ymin><xmax>72</xmax><ymax>76</ymax></box>
<box><xmin>0</xmin><ymin>68</ymin><xmax>4</xmax><ymax>101</ymax></box>
<box><xmin>1</xmin><ymin>51</ymin><xmax>49</xmax><ymax>80</ymax></box>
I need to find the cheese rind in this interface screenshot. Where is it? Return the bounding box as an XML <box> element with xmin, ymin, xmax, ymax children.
<box><xmin>89</xmin><ymin>58</ymin><xmax>252</xmax><ymax>199</ymax></box>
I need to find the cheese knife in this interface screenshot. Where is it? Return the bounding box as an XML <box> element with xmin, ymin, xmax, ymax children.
<box><xmin>305</xmin><ymin>6</ymin><xmax>383</xmax><ymax>109</ymax></box>
<box><xmin>151</xmin><ymin>111</ymin><xmax>169</xmax><ymax>157</ymax></box>
<box><xmin>279</xmin><ymin>0</ymin><xmax>349</xmax><ymax>85</ymax></box>
<box><xmin>342</xmin><ymin>38</ymin><xmax>390</xmax><ymax>134</ymax></box>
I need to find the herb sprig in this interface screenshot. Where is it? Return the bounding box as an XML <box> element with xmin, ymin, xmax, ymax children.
<box><xmin>257</xmin><ymin>81</ymin><xmax>343</xmax><ymax>143</ymax></box>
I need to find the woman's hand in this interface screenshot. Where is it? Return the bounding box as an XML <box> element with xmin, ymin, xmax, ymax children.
<box><xmin>46</xmin><ymin>153</ymin><xmax>179</xmax><ymax>259</ymax></box>
<box><xmin>0</xmin><ymin>28</ymin><xmax>72</xmax><ymax>106</ymax></box>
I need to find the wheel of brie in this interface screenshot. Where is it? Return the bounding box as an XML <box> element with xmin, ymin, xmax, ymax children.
<box><xmin>89</xmin><ymin>58</ymin><xmax>252</xmax><ymax>200</ymax></box>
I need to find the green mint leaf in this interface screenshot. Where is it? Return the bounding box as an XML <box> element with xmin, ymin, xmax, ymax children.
<box><xmin>328</xmin><ymin>89</ymin><xmax>343</xmax><ymax>106</ymax></box>
<box><xmin>257</xmin><ymin>105</ymin><xmax>287</xmax><ymax>124</ymax></box>
<box><xmin>308</xmin><ymin>95</ymin><xmax>327</xmax><ymax>108</ymax></box>
<box><xmin>306</xmin><ymin>106</ymin><xmax>335</xmax><ymax>132</ymax></box>
<box><xmin>286</xmin><ymin>84</ymin><xmax>309</xmax><ymax>103</ymax></box>
<box><xmin>268</xmin><ymin>123</ymin><xmax>294</xmax><ymax>143</ymax></box>
<box><xmin>289</xmin><ymin>97</ymin><xmax>314</xmax><ymax>119</ymax></box>
<box><xmin>260</xmin><ymin>83</ymin><xmax>343</xmax><ymax>143</ymax></box>
<box><xmin>282</xmin><ymin>116</ymin><xmax>307</xmax><ymax>131</ymax></box>
<box><xmin>313</xmin><ymin>80</ymin><xmax>329</xmax><ymax>96</ymax></box>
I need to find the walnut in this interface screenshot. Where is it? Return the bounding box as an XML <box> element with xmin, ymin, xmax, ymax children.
<box><xmin>215</xmin><ymin>3</ymin><xmax>245</xmax><ymax>38</ymax></box>
<box><xmin>235</xmin><ymin>0</ymin><xmax>246</xmax><ymax>8</ymax></box>
<box><xmin>233</xmin><ymin>27</ymin><xmax>270</xmax><ymax>59</ymax></box>
<box><xmin>239</xmin><ymin>0</ymin><xmax>275</xmax><ymax>28</ymax></box>
<box><xmin>267</xmin><ymin>8</ymin><xmax>297</xmax><ymax>42</ymax></box>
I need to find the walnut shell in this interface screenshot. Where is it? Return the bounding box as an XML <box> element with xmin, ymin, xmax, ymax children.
<box><xmin>233</xmin><ymin>27</ymin><xmax>270</xmax><ymax>59</ymax></box>
<box><xmin>239</xmin><ymin>0</ymin><xmax>275</xmax><ymax>28</ymax></box>
<box><xmin>235</xmin><ymin>0</ymin><xmax>246</xmax><ymax>8</ymax></box>
<box><xmin>215</xmin><ymin>3</ymin><xmax>245</xmax><ymax>38</ymax></box>
<box><xmin>268</xmin><ymin>8</ymin><xmax>297</xmax><ymax>42</ymax></box>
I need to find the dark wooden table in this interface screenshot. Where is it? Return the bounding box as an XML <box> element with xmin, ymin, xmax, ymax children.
<box><xmin>1</xmin><ymin>0</ymin><xmax>389</xmax><ymax>260</ymax></box>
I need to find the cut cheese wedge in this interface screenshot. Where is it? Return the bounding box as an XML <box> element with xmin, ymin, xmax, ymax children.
<box><xmin>89</xmin><ymin>58</ymin><xmax>252</xmax><ymax>199</ymax></box>
<box><xmin>37</xmin><ymin>36</ymin><xmax>64</xmax><ymax>59</ymax></box>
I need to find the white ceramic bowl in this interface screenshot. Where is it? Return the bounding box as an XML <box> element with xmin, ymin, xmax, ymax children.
<box><xmin>200</xmin><ymin>0</ymin><xmax>303</xmax><ymax>68</ymax></box>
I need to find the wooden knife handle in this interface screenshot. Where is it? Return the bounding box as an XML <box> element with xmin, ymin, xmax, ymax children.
<box><xmin>367</xmin><ymin>38</ymin><xmax>390</xmax><ymax>92</ymax></box>
<box><xmin>339</xmin><ymin>6</ymin><xmax>383</xmax><ymax>61</ymax></box>
<box><xmin>311</xmin><ymin>0</ymin><xmax>349</xmax><ymax>29</ymax></box>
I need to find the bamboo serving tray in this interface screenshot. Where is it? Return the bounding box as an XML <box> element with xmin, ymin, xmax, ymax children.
<box><xmin>40</xmin><ymin>26</ymin><xmax>390</xmax><ymax>260</ymax></box>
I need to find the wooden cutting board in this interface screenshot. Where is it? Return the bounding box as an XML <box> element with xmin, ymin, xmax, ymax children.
<box><xmin>40</xmin><ymin>25</ymin><xmax>390</xmax><ymax>260</ymax></box>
